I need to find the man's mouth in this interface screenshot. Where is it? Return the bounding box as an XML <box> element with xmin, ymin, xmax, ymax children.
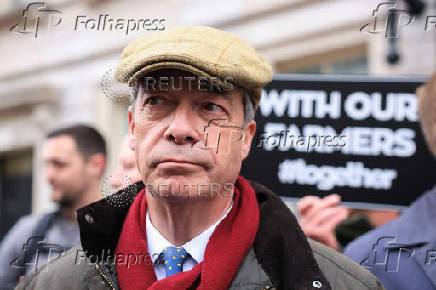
<box><xmin>157</xmin><ymin>159</ymin><xmax>202</xmax><ymax>167</ymax></box>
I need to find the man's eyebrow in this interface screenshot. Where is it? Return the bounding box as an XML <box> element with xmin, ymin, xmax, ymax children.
<box><xmin>203</xmin><ymin>92</ymin><xmax>234</xmax><ymax>102</ymax></box>
<box><xmin>45</xmin><ymin>157</ymin><xmax>67</xmax><ymax>165</ymax></box>
<box><xmin>139</xmin><ymin>90</ymin><xmax>170</xmax><ymax>99</ymax></box>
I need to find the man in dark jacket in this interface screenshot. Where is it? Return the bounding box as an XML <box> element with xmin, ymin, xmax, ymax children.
<box><xmin>344</xmin><ymin>73</ymin><xmax>436</xmax><ymax>290</ymax></box>
<box><xmin>0</xmin><ymin>124</ymin><xmax>107</xmax><ymax>290</ymax></box>
<box><xmin>17</xmin><ymin>26</ymin><xmax>383</xmax><ymax>290</ymax></box>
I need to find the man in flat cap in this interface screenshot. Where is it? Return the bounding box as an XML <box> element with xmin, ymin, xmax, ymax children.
<box><xmin>17</xmin><ymin>26</ymin><xmax>383</xmax><ymax>290</ymax></box>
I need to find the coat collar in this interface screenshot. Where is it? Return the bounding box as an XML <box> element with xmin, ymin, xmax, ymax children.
<box><xmin>394</xmin><ymin>186</ymin><xmax>436</xmax><ymax>244</ymax></box>
<box><xmin>77</xmin><ymin>179</ymin><xmax>330</xmax><ymax>289</ymax></box>
<box><xmin>400</xmin><ymin>187</ymin><xmax>436</xmax><ymax>289</ymax></box>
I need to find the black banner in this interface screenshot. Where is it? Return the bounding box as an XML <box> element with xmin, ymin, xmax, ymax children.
<box><xmin>241</xmin><ymin>74</ymin><xmax>433</xmax><ymax>207</ymax></box>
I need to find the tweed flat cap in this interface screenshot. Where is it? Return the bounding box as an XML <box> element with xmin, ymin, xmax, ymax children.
<box><xmin>115</xmin><ymin>26</ymin><xmax>273</xmax><ymax>109</ymax></box>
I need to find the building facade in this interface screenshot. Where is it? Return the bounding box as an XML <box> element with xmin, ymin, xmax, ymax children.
<box><xmin>0</xmin><ymin>0</ymin><xmax>434</xmax><ymax>237</ymax></box>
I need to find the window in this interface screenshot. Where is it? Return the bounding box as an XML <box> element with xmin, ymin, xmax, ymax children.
<box><xmin>276</xmin><ymin>44</ymin><xmax>368</xmax><ymax>75</ymax></box>
<box><xmin>0</xmin><ymin>150</ymin><xmax>33</xmax><ymax>239</ymax></box>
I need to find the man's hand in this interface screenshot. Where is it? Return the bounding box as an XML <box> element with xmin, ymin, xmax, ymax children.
<box><xmin>297</xmin><ymin>194</ymin><xmax>349</xmax><ymax>250</ymax></box>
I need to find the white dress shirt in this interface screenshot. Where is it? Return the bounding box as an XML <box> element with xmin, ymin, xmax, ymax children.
<box><xmin>146</xmin><ymin>202</ymin><xmax>233</xmax><ymax>280</ymax></box>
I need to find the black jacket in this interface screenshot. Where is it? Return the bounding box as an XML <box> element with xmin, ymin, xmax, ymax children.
<box><xmin>17</xmin><ymin>180</ymin><xmax>383</xmax><ymax>290</ymax></box>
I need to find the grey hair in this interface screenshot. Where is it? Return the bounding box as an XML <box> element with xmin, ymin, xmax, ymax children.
<box><xmin>128</xmin><ymin>83</ymin><xmax>255</xmax><ymax>125</ymax></box>
<box><xmin>242</xmin><ymin>90</ymin><xmax>255</xmax><ymax>125</ymax></box>
<box><xmin>128</xmin><ymin>85</ymin><xmax>139</xmax><ymax>114</ymax></box>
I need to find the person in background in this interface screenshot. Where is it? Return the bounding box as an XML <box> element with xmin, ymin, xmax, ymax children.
<box><xmin>343</xmin><ymin>73</ymin><xmax>436</xmax><ymax>290</ymax></box>
<box><xmin>298</xmin><ymin>194</ymin><xmax>349</xmax><ymax>250</ymax></box>
<box><xmin>298</xmin><ymin>195</ymin><xmax>399</xmax><ymax>250</ymax></box>
<box><xmin>0</xmin><ymin>124</ymin><xmax>107</xmax><ymax>290</ymax></box>
<box><xmin>109</xmin><ymin>135</ymin><xmax>142</xmax><ymax>191</ymax></box>
<box><xmin>335</xmin><ymin>208</ymin><xmax>399</xmax><ymax>250</ymax></box>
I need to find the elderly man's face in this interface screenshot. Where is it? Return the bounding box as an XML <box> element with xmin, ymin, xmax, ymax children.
<box><xmin>128</xmin><ymin>70</ymin><xmax>256</xmax><ymax>201</ymax></box>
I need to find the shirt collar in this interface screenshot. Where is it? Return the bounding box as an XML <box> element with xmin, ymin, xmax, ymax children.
<box><xmin>146</xmin><ymin>201</ymin><xmax>233</xmax><ymax>264</ymax></box>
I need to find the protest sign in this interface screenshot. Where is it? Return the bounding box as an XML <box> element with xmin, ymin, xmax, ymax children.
<box><xmin>241</xmin><ymin>74</ymin><xmax>432</xmax><ymax>207</ymax></box>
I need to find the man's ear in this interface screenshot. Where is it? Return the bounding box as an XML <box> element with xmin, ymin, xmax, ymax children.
<box><xmin>128</xmin><ymin>109</ymin><xmax>136</xmax><ymax>151</ymax></box>
<box><xmin>241</xmin><ymin>120</ymin><xmax>256</xmax><ymax>161</ymax></box>
<box><xmin>87</xmin><ymin>153</ymin><xmax>107</xmax><ymax>177</ymax></box>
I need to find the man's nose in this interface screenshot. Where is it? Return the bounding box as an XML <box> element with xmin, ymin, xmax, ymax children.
<box><xmin>109</xmin><ymin>171</ymin><xmax>123</xmax><ymax>189</ymax></box>
<box><xmin>44</xmin><ymin>166</ymin><xmax>56</xmax><ymax>184</ymax></box>
<box><xmin>163</xmin><ymin>106</ymin><xmax>200</xmax><ymax>145</ymax></box>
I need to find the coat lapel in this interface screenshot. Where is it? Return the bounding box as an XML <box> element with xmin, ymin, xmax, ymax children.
<box><xmin>250</xmin><ymin>181</ymin><xmax>331</xmax><ymax>290</ymax></box>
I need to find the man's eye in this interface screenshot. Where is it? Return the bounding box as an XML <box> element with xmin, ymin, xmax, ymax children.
<box><xmin>204</xmin><ymin>102</ymin><xmax>224</xmax><ymax>112</ymax></box>
<box><xmin>144</xmin><ymin>96</ymin><xmax>164</xmax><ymax>106</ymax></box>
<box><xmin>52</xmin><ymin>161</ymin><xmax>66</xmax><ymax>168</ymax></box>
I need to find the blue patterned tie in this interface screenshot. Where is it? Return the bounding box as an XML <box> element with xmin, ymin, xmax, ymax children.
<box><xmin>161</xmin><ymin>246</ymin><xmax>189</xmax><ymax>277</ymax></box>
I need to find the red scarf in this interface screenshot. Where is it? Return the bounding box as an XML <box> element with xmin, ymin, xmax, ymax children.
<box><xmin>115</xmin><ymin>175</ymin><xmax>260</xmax><ymax>290</ymax></box>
